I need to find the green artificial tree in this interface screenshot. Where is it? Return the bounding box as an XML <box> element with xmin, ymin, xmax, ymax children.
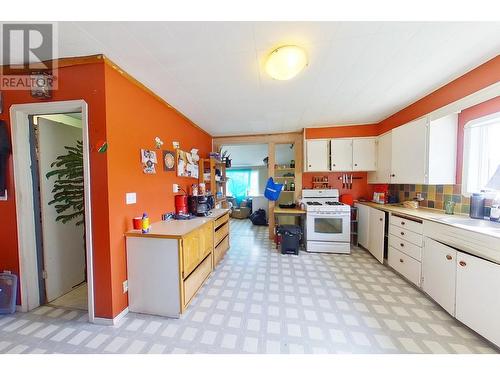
<box><xmin>46</xmin><ymin>140</ymin><xmax>85</xmax><ymax>225</ymax></box>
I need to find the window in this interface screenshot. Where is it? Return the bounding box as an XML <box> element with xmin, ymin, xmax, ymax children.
<box><xmin>462</xmin><ymin>112</ymin><xmax>500</xmax><ymax>195</ymax></box>
<box><xmin>226</xmin><ymin>169</ymin><xmax>261</xmax><ymax>204</ymax></box>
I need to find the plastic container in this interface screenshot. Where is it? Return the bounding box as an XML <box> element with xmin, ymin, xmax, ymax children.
<box><xmin>470</xmin><ymin>193</ymin><xmax>485</xmax><ymax>219</ymax></box>
<box><xmin>0</xmin><ymin>273</ymin><xmax>18</xmax><ymax>314</ymax></box>
<box><xmin>278</xmin><ymin>225</ymin><xmax>302</xmax><ymax>255</ymax></box>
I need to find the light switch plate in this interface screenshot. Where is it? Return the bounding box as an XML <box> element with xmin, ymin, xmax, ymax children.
<box><xmin>126</xmin><ymin>192</ymin><xmax>136</xmax><ymax>205</ymax></box>
<box><xmin>173</xmin><ymin>184</ymin><xmax>179</xmax><ymax>193</ymax></box>
<box><xmin>122</xmin><ymin>280</ymin><xmax>128</xmax><ymax>293</ymax></box>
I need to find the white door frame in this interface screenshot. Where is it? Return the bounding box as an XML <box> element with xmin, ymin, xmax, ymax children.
<box><xmin>10</xmin><ymin>100</ymin><xmax>95</xmax><ymax>323</ymax></box>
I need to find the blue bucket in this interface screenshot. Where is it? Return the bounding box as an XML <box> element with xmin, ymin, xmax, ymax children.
<box><xmin>264</xmin><ymin>177</ymin><xmax>284</xmax><ymax>201</ymax></box>
<box><xmin>0</xmin><ymin>273</ymin><xmax>18</xmax><ymax>314</ymax></box>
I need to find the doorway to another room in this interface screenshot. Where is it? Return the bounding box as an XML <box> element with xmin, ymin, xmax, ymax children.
<box><xmin>30</xmin><ymin>113</ymin><xmax>88</xmax><ymax>311</ymax></box>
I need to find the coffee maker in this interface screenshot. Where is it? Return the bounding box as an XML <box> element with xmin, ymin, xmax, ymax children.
<box><xmin>188</xmin><ymin>194</ymin><xmax>214</xmax><ymax>216</ymax></box>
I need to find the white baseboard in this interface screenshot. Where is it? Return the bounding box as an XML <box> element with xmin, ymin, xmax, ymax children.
<box><xmin>93</xmin><ymin>307</ymin><xmax>129</xmax><ymax>326</ymax></box>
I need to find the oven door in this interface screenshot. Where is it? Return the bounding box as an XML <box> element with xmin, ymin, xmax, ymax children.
<box><xmin>306</xmin><ymin>212</ymin><xmax>350</xmax><ymax>242</ymax></box>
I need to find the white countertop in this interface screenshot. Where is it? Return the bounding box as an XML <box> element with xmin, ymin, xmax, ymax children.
<box><xmin>125</xmin><ymin>208</ymin><xmax>230</xmax><ymax>239</ymax></box>
<box><xmin>356</xmin><ymin>201</ymin><xmax>500</xmax><ymax>240</ymax></box>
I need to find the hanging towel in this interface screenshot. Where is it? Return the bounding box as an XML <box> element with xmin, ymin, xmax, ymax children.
<box><xmin>0</xmin><ymin>120</ymin><xmax>11</xmax><ymax>193</ymax></box>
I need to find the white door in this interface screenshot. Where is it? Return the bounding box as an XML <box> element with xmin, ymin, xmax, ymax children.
<box><xmin>368</xmin><ymin>132</ymin><xmax>392</xmax><ymax>183</ymax></box>
<box><xmin>456</xmin><ymin>252</ymin><xmax>500</xmax><ymax>347</ymax></box>
<box><xmin>306</xmin><ymin>139</ymin><xmax>329</xmax><ymax>171</ymax></box>
<box><xmin>391</xmin><ymin>117</ymin><xmax>428</xmax><ymax>184</ymax></box>
<box><xmin>368</xmin><ymin>208</ymin><xmax>385</xmax><ymax>263</ymax></box>
<box><xmin>352</xmin><ymin>138</ymin><xmax>376</xmax><ymax>171</ymax></box>
<box><xmin>356</xmin><ymin>203</ymin><xmax>370</xmax><ymax>248</ymax></box>
<box><xmin>38</xmin><ymin>117</ymin><xmax>85</xmax><ymax>302</ymax></box>
<box><xmin>422</xmin><ymin>238</ymin><xmax>457</xmax><ymax>315</ymax></box>
<box><xmin>330</xmin><ymin>138</ymin><xmax>353</xmax><ymax>171</ymax></box>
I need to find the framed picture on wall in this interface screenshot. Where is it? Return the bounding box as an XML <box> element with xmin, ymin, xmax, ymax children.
<box><xmin>163</xmin><ymin>150</ymin><xmax>175</xmax><ymax>171</ymax></box>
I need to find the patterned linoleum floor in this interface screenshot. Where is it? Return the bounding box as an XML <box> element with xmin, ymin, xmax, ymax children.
<box><xmin>0</xmin><ymin>219</ymin><xmax>498</xmax><ymax>354</ymax></box>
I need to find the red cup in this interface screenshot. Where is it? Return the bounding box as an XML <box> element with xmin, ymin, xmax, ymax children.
<box><xmin>133</xmin><ymin>217</ymin><xmax>142</xmax><ymax>230</ymax></box>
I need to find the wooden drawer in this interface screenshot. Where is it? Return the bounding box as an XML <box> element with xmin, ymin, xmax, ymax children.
<box><xmin>390</xmin><ymin>214</ymin><xmax>423</xmax><ymax>234</ymax></box>
<box><xmin>389</xmin><ymin>234</ymin><xmax>422</xmax><ymax>261</ymax></box>
<box><xmin>389</xmin><ymin>224</ymin><xmax>423</xmax><ymax>247</ymax></box>
<box><xmin>215</xmin><ymin>222</ymin><xmax>229</xmax><ymax>246</ymax></box>
<box><xmin>388</xmin><ymin>246</ymin><xmax>422</xmax><ymax>287</ymax></box>
<box><xmin>214</xmin><ymin>234</ymin><xmax>230</xmax><ymax>266</ymax></box>
<box><xmin>214</xmin><ymin>212</ymin><xmax>229</xmax><ymax>229</ymax></box>
<box><xmin>183</xmin><ymin>254</ymin><xmax>211</xmax><ymax>307</ymax></box>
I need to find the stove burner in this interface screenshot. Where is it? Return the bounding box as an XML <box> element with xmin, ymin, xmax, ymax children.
<box><xmin>325</xmin><ymin>201</ymin><xmax>343</xmax><ymax>206</ymax></box>
<box><xmin>306</xmin><ymin>201</ymin><xmax>322</xmax><ymax>205</ymax></box>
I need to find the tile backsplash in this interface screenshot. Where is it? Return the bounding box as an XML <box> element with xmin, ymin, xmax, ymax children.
<box><xmin>387</xmin><ymin>184</ymin><xmax>493</xmax><ymax>215</ymax></box>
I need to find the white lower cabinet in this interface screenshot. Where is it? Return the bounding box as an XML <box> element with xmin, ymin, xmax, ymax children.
<box><xmin>388</xmin><ymin>247</ymin><xmax>422</xmax><ymax>287</ymax></box>
<box><xmin>422</xmin><ymin>238</ymin><xmax>457</xmax><ymax>316</ymax></box>
<box><xmin>456</xmin><ymin>252</ymin><xmax>500</xmax><ymax>347</ymax></box>
<box><xmin>368</xmin><ymin>208</ymin><xmax>385</xmax><ymax>263</ymax></box>
<box><xmin>356</xmin><ymin>203</ymin><xmax>370</xmax><ymax>249</ymax></box>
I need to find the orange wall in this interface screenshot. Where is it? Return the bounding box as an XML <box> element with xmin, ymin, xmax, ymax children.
<box><xmin>305</xmin><ymin>124</ymin><xmax>379</xmax><ymax>139</ymax></box>
<box><xmin>0</xmin><ymin>62</ymin><xmax>113</xmax><ymax>315</ymax></box>
<box><xmin>303</xmin><ymin>172</ymin><xmax>374</xmax><ymax>201</ymax></box>
<box><xmin>103</xmin><ymin>64</ymin><xmax>212</xmax><ymax>317</ymax></box>
<box><xmin>378</xmin><ymin>55</ymin><xmax>500</xmax><ymax>134</ymax></box>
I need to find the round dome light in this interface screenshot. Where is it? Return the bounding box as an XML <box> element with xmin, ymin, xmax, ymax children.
<box><xmin>264</xmin><ymin>45</ymin><xmax>308</xmax><ymax>80</ymax></box>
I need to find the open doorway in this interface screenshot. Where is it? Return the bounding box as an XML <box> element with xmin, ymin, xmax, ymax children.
<box><xmin>29</xmin><ymin>113</ymin><xmax>87</xmax><ymax>311</ymax></box>
<box><xmin>10</xmin><ymin>100</ymin><xmax>95</xmax><ymax>322</ymax></box>
<box><xmin>221</xmin><ymin>143</ymin><xmax>269</xmax><ymax>220</ymax></box>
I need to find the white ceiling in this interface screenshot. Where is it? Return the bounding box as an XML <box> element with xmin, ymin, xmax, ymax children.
<box><xmin>222</xmin><ymin>143</ymin><xmax>294</xmax><ymax>167</ymax></box>
<box><xmin>9</xmin><ymin>22</ymin><xmax>500</xmax><ymax>135</ymax></box>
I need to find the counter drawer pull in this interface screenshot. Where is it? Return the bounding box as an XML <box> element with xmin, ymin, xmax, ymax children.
<box><xmin>401</xmin><ymin>221</ymin><xmax>405</xmax><ymax>225</ymax></box>
<box><xmin>379</xmin><ymin>218</ymin><xmax>383</xmax><ymax>221</ymax></box>
<box><xmin>459</xmin><ymin>260</ymin><xmax>467</xmax><ymax>267</ymax></box>
<box><xmin>399</xmin><ymin>258</ymin><xmax>404</xmax><ymax>263</ymax></box>
<box><xmin>400</xmin><ymin>231</ymin><xmax>405</xmax><ymax>236</ymax></box>
<box><xmin>400</xmin><ymin>243</ymin><xmax>404</xmax><ymax>247</ymax></box>
<box><xmin>446</xmin><ymin>255</ymin><xmax>452</xmax><ymax>260</ymax></box>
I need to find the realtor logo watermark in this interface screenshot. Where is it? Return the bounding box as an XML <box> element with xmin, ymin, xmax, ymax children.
<box><xmin>0</xmin><ymin>23</ymin><xmax>58</xmax><ymax>91</ymax></box>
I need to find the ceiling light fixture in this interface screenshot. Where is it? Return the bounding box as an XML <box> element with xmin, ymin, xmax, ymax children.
<box><xmin>265</xmin><ymin>45</ymin><xmax>308</xmax><ymax>81</ymax></box>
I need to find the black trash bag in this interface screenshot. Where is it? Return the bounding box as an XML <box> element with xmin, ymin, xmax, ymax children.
<box><xmin>249</xmin><ymin>208</ymin><xmax>267</xmax><ymax>226</ymax></box>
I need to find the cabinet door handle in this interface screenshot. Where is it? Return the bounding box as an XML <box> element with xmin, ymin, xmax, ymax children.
<box><xmin>332</xmin><ymin>164</ymin><xmax>336</xmax><ymax>167</ymax></box>
<box><xmin>446</xmin><ymin>255</ymin><xmax>452</xmax><ymax>260</ymax></box>
<box><xmin>459</xmin><ymin>260</ymin><xmax>467</xmax><ymax>267</ymax></box>
<box><xmin>354</xmin><ymin>163</ymin><xmax>358</xmax><ymax>166</ymax></box>
<box><xmin>391</xmin><ymin>174</ymin><xmax>396</xmax><ymax>177</ymax></box>
<box><xmin>379</xmin><ymin>218</ymin><xmax>383</xmax><ymax>221</ymax></box>
<box><xmin>308</xmin><ymin>164</ymin><xmax>311</xmax><ymax>168</ymax></box>
<box><xmin>400</xmin><ymin>243</ymin><xmax>404</xmax><ymax>247</ymax></box>
<box><xmin>400</xmin><ymin>231</ymin><xmax>405</xmax><ymax>236</ymax></box>
<box><xmin>401</xmin><ymin>221</ymin><xmax>405</xmax><ymax>225</ymax></box>
<box><xmin>399</xmin><ymin>258</ymin><xmax>404</xmax><ymax>263</ymax></box>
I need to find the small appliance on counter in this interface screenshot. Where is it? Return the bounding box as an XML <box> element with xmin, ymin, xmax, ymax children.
<box><xmin>175</xmin><ymin>194</ymin><xmax>188</xmax><ymax>215</ymax></box>
<box><xmin>372</xmin><ymin>192</ymin><xmax>386</xmax><ymax>204</ymax></box>
<box><xmin>188</xmin><ymin>194</ymin><xmax>215</xmax><ymax>216</ymax></box>
<box><xmin>470</xmin><ymin>192</ymin><xmax>485</xmax><ymax>219</ymax></box>
<box><xmin>490</xmin><ymin>204</ymin><xmax>500</xmax><ymax>222</ymax></box>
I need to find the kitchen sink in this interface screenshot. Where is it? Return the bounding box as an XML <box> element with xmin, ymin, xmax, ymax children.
<box><xmin>437</xmin><ymin>216</ymin><xmax>500</xmax><ymax>231</ymax></box>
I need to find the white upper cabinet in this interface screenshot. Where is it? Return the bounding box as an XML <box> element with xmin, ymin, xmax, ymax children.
<box><xmin>305</xmin><ymin>137</ymin><xmax>376</xmax><ymax>172</ymax></box>
<box><xmin>367</xmin><ymin>132</ymin><xmax>391</xmax><ymax>183</ymax></box>
<box><xmin>367</xmin><ymin>113</ymin><xmax>457</xmax><ymax>184</ymax></box>
<box><xmin>330</xmin><ymin>138</ymin><xmax>353</xmax><ymax>171</ymax></box>
<box><xmin>352</xmin><ymin>138</ymin><xmax>377</xmax><ymax>171</ymax></box>
<box><xmin>391</xmin><ymin>117</ymin><xmax>428</xmax><ymax>184</ymax></box>
<box><xmin>305</xmin><ymin>139</ymin><xmax>330</xmax><ymax>172</ymax></box>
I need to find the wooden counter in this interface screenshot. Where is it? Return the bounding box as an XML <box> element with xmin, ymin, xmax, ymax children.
<box><xmin>125</xmin><ymin>208</ymin><xmax>230</xmax><ymax>318</ymax></box>
<box><xmin>273</xmin><ymin>207</ymin><xmax>306</xmax><ymax>215</ymax></box>
<box><xmin>125</xmin><ymin>208</ymin><xmax>230</xmax><ymax>239</ymax></box>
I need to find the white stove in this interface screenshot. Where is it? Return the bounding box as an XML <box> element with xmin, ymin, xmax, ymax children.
<box><xmin>302</xmin><ymin>189</ymin><xmax>351</xmax><ymax>254</ymax></box>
